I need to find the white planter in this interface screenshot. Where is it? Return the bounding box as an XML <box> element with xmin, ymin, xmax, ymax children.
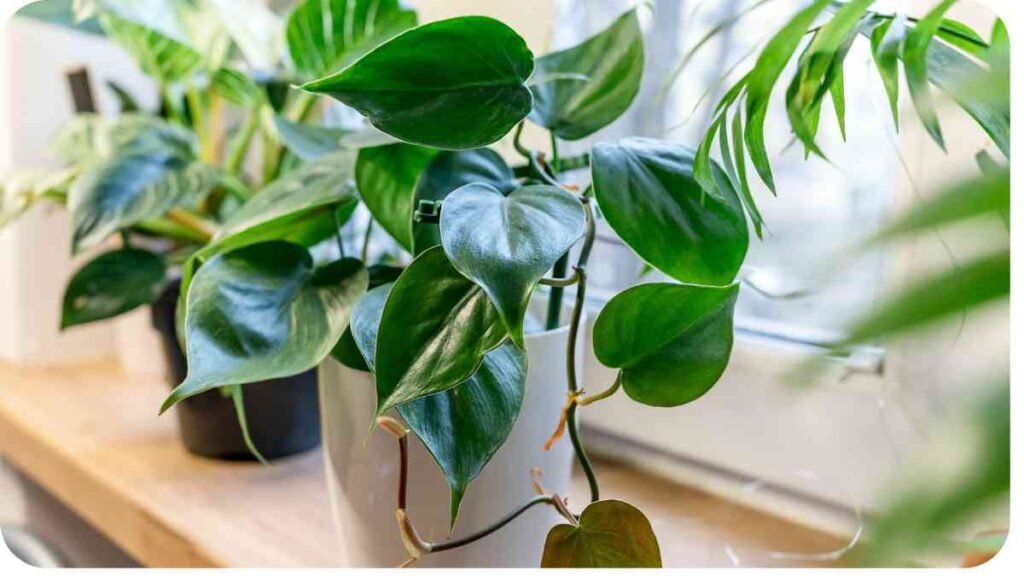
<box><xmin>319</xmin><ymin>305</ymin><xmax>581</xmax><ymax>567</ymax></box>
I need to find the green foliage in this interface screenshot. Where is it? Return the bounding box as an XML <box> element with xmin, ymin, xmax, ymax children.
<box><xmin>61</xmin><ymin>247</ymin><xmax>167</xmax><ymax>329</ymax></box>
<box><xmin>302</xmin><ymin>17</ymin><xmax>534</xmax><ymax>149</ymax></box>
<box><xmin>593</xmin><ymin>283</ymin><xmax>738</xmax><ymax>407</ymax></box>
<box><xmin>529</xmin><ymin>7</ymin><xmax>644</xmax><ymax>140</ymax></box>
<box><xmin>541</xmin><ymin>500</ymin><xmax>662</xmax><ymax>568</ymax></box>
<box><xmin>592</xmin><ymin>138</ymin><xmax>748</xmax><ymax>286</ymax></box>
<box><xmin>440</xmin><ymin>184</ymin><xmax>585</xmax><ymax>347</ymax></box>
<box><xmin>161</xmin><ymin>243</ymin><xmax>367</xmax><ymax>412</ymax></box>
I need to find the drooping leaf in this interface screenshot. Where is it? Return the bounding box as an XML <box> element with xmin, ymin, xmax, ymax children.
<box><xmin>302</xmin><ymin>16</ymin><xmax>534</xmax><ymax>150</ymax></box>
<box><xmin>373</xmin><ymin>246</ymin><xmax>507</xmax><ymax>415</ymax></box>
<box><xmin>208</xmin><ymin>0</ymin><xmax>284</xmax><ymax>71</ymax></box>
<box><xmin>593</xmin><ymin>282</ymin><xmax>739</xmax><ymax>407</ymax></box>
<box><xmin>412</xmin><ymin>148</ymin><xmax>518</xmax><ymax>254</ymax></box>
<box><xmin>355</xmin><ymin>144</ymin><xmax>438</xmax><ymax>251</ymax></box>
<box><xmin>591</xmin><ymin>138</ymin><xmax>748</xmax><ymax>286</ymax></box>
<box><xmin>440</xmin><ymin>184</ymin><xmax>585</xmax><ymax>347</ymax></box>
<box><xmin>211</xmin><ymin>150</ymin><xmax>358</xmax><ymax>253</ymax></box>
<box><xmin>161</xmin><ymin>243</ymin><xmax>367</xmax><ymax>411</ymax></box>
<box><xmin>903</xmin><ymin>0</ymin><xmax>957</xmax><ymax>151</ymax></box>
<box><xmin>729</xmin><ymin>108</ymin><xmax>764</xmax><ymax>238</ymax></box>
<box><xmin>346</xmin><ymin>282</ymin><xmax>527</xmax><ymax>528</ymax></box>
<box><xmin>844</xmin><ymin>249</ymin><xmax>1008</xmax><ymax>346</ymax></box>
<box><xmin>227</xmin><ymin>384</ymin><xmax>268</xmax><ymax>464</ymax></box>
<box><xmin>529</xmin><ymin>7</ymin><xmax>643</xmax><ymax>140</ymax></box>
<box><xmin>743</xmin><ymin>0</ymin><xmax>833</xmax><ymax>193</ymax></box>
<box><xmin>541</xmin><ymin>500</ymin><xmax>662</xmax><ymax>568</ymax></box>
<box><xmin>285</xmin><ymin>0</ymin><xmax>417</xmax><ymax>78</ymax></box>
<box><xmin>68</xmin><ymin>154</ymin><xmax>219</xmax><ymax>251</ymax></box>
<box><xmin>870</xmin><ymin>15</ymin><xmax>906</xmax><ymax>129</ymax></box>
<box><xmin>60</xmin><ymin>247</ymin><xmax>167</xmax><ymax>329</ymax></box>
<box><xmin>934</xmin><ymin>16</ymin><xmax>988</xmax><ymax>61</ymax></box>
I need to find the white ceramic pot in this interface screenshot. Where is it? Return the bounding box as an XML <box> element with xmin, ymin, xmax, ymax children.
<box><xmin>319</xmin><ymin>305</ymin><xmax>581</xmax><ymax>567</ymax></box>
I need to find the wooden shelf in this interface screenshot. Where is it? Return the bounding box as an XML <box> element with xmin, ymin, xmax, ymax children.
<box><xmin>0</xmin><ymin>360</ymin><xmax>842</xmax><ymax>567</ymax></box>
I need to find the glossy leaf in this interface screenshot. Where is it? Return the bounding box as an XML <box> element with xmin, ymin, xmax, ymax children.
<box><xmin>593</xmin><ymin>282</ymin><xmax>739</xmax><ymax>407</ymax></box>
<box><xmin>541</xmin><ymin>500</ymin><xmax>662</xmax><ymax>568</ymax></box>
<box><xmin>162</xmin><ymin>243</ymin><xmax>367</xmax><ymax>411</ymax></box>
<box><xmin>346</xmin><ymin>282</ymin><xmax>527</xmax><ymax>526</ymax></box>
<box><xmin>728</xmin><ymin>108</ymin><xmax>764</xmax><ymax>238</ymax></box>
<box><xmin>903</xmin><ymin>0</ymin><xmax>957</xmax><ymax>150</ymax></box>
<box><xmin>212</xmin><ymin>150</ymin><xmax>358</xmax><ymax>253</ymax></box>
<box><xmin>529</xmin><ymin>8</ymin><xmax>643</xmax><ymax>140</ymax></box>
<box><xmin>68</xmin><ymin>154</ymin><xmax>219</xmax><ymax>251</ymax></box>
<box><xmin>355</xmin><ymin>144</ymin><xmax>438</xmax><ymax>251</ymax></box>
<box><xmin>440</xmin><ymin>184</ymin><xmax>584</xmax><ymax>346</ymax></box>
<box><xmin>591</xmin><ymin>138</ymin><xmax>748</xmax><ymax>286</ymax></box>
<box><xmin>285</xmin><ymin>0</ymin><xmax>417</xmax><ymax>78</ymax></box>
<box><xmin>412</xmin><ymin>148</ymin><xmax>517</xmax><ymax>254</ymax></box>
<box><xmin>870</xmin><ymin>16</ymin><xmax>905</xmax><ymax>128</ymax></box>
<box><xmin>302</xmin><ymin>17</ymin><xmax>534</xmax><ymax>150</ymax></box>
<box><xmin>373</xmin><ymin>246</ymin><xmax>507</xmax><ymax>415</ymax></box>
<box><xmin>60</xmin><ymin>247</ymin><xmax>166</xmax><ymax>329</ymax></box>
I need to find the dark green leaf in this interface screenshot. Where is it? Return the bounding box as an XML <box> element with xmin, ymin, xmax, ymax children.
<box><xmin>529</xmin><ymin>8</ymin><xmax>643</xmax><ymax>140</ymax></box>
<box><xmin>347</xmin><ymin>281</ymin><xmax>527</xmax><ymax>528</ymax></box>
<box><xmin>106</xmin><ymin>80</ymin><xmax>141</xmax><ymax>112</ymax></box>
<box><xmin>212</xmin><ymin>150</ymin><xmax>358</xmax><ymax>253</ymax></box>
<box><xmin>285</xmin><ymin>0</ymin><xmax>417</xmax><ymax>78</ymax></box>
<box><xmin>903</xmin><ymin>0</ymin><xmax>957</xmax><ymax>151</ymax></box>
<box><xmin>592</xmin><ymin>138</ymin><xmax>748</xmax><ymax>286</ymax></box>
<box><xmin>412</xmin><ymin>148</ymin><xmax>517</xmax><ymax>254</ymax></box>
<box><xmin>68</xmin><ymin>154</ymin><xmax>219</xmax><ymax>251</ymax></box>
<box><xmin>870</xmin><ymin>16</ymin><xmax>905</xmax><ymax>129</ymax></box>
<box><xmin>373</xmin><ymin>246</ymin><xmax>507</xmax><ymax>415</ymax></box>
<box><xmin>935</xmin><ymin>17</ymin><xmax>988</xmax><ymax>60</ymax></box>
<box><xmin>541</xmin><ymin>500</ymin><xmax>662</xmax><ymax>568</ymax></box>
<box><xmin>440</xmin><ymin>184</ymin><xmax>585</xmax><ymax>346</ymax></box>
<box><xmin>844</xmin><ymin>249</ymin><xmax>1008</xmax><ymax>345</ymax></box>
<box><xmin>60</xmin><ymin>247</ymin><xmax>167</xmax><ymax>329</ymax></box>
<box><xmin>302</xmin><ymin>16</ymin><xmax>534</xmax><ymax>150</ymax></box>
<box><xmin>227</xmin><ymin>385</ymin><xmax>268</xmax><ymax>464</ymax></box>
<box><xmin>743</xmin><ymin>0</ymin><xmax>833</xmax><ymax>193</ymax></box>
<box><xmin>161</xmin><ymin>243</ymin><xmax>367</xmax><ymax>411</ymax></box>
<box><xmin>355</xmin><ymin>144</ymin><xmax>438</xmax><ymax>251</ymax></box>
<box><xmin>729</xmin><ymin>108</ymin><xmax>764</xmax><ymax>238</ymax></box>
<box><xmin>593</xmin><ymin>282</ymin><xmax>738</xmax><ymax>407</ymax></box>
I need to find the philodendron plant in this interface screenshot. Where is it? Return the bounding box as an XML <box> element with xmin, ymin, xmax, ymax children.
<box><xmin>156</xmin><ymin>4</ymin><xmax>747</xmax><ymax>569</ymax></box>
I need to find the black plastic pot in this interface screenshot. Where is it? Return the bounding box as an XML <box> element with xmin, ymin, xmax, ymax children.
<box><xmin>150</xmin><ymin>281</ymin><xmax>321</xmax><ymax>461</ymax></box>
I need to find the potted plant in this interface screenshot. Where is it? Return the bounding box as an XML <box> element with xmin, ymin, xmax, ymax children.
<box><xmin>3</xmin><ymin>0</ymin><xmax>413</xmax><ymax>461</ymax></box>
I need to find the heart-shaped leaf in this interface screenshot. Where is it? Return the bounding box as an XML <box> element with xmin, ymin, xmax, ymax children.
<box><xmin>68</xmin><ymin>154</ymin><xmax>219</xmax><ymax>251</ymax></box>
<box><xmin>161</xmin><ymin>242</ymin><xmax>367</xmax><ymax>412</ymax></box>
<box><xmin>529</xmin><ymin>8</ymin><xmax>643</xmax><ymax>140</ymax></box>
<box><xmin>593</xmin><ymin>282</ymin><xmax>739</xmax><ymax>407</ymax></box>
<box><xmin>286</xmin><ymin>0</ymin><xmax>417</xmax><ymax>78</ymax></box>
<box><xmin>591</xmin><ymin>138</ymin><xmax>748</xmax><ymax>286</ymax></box>
<box><xmin>373</xmin><ymin>246</ymin><xmax>507</xmax><ymax>415</ymax></box>
<box><xmin>61</xmin><ymin>247</ymin><xmax>167</xmax><ymax>329</ymax></box>
<box><xmin>541</xmin><ymin>500</ymin><xmax>662</xmax><ymax>568</ymax></box>
<box><xmin>302</xmin><ymin>16</ymin><xmax>534</xmax><ymax>150</ymax></box>
<box><xmin>440</xmin><ymin>183</ymin><xmax>585</xmax><ymax>346</ymax></box>
<box><xmin>347</xmin><ymin>282</ymin><xmax>527</xmax><ymax>529</ymax></box>
<box><xmin>211</xmin><ymin>150</ymin><xmax>358</xmax><ymax>253</ymax></box>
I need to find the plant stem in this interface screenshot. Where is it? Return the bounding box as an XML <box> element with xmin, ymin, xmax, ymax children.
<box><xmin>429</xmin><ymin>496</ymin><xmax>558</xmax><ymax>553</ymax></box>
<box><xmin>165</xmin><ymin>209</ymin><xmax>216</xmax><ymax>243</ymax></box>
<box><xmin>134</xmin><ymin>218</ymin><xmax>212</xmax><ymax>245</ymax></box>
<box><xmin>226</xmin><ymin>107</ymin><xmax>261</xmax><ymax>175</ymax></box>
<box><xmin>186</xmin><ymin>85</ymin><xmax>211</xmax><ymax>162</ymax></box>
<box><xmin>550</xmin><ymin>132</ymin><xmax>561</xmax><ymax>172</ymax></box>
<box><xmin>545</xmin><ymin>255</ymin><xmax>569</xmax><ymax>330</ymax></box>
<box><xmin>361</xmin><ymin>219</ymin><xmax>373</xmax><ymax>262</ymax></box>
<box><xmin>332</xmin><ymin>208</ymin><xmax>346</xmax><ymax>258</ymax></box>
<box><xmin>576</xmin><ymin>374</ymin><xmax>622</xmax><ymax>406</ymax></box>
<box><xmin>161</xmin><ymin>85</ymin><xmax>185</xmax><ymax>126</ymax></box>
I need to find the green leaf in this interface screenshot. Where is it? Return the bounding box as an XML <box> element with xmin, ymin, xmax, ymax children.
<box><xmin>440</xmin><ymin>184</ymin><xmax>584</xmax><ymax>347</ymax></box>
<box><xmin>870</xmin><ymin>16</ymin><xmax>905</xmax><ymax>129</ymax></box>
<box><xmin>60</xmin><ymin>247</ymin><xmax>167</xmax><ymax>329</ymax></box>
<box><xmin>903</xmin><ymin>0</ymin><xmax>957</xmax><ymax>151</ymax></box>
<box><xmin>412</xmin><ymin>149</ymin><xmax>517</xmax><ymax>254</ymax></box>
<box><xmin>541</xmin><ymin>500</ymin><xmax>662</xmax><ymax>568</ymax></box>
<box><xmin>211</xmin><ymin>150</ymin><xmax>358</xmax><ymax>253</ymax></box>
<box><xmin>591</xmin><ymin>138</ymin><xmax>748</xmax><ymax>286</ymax></box>
<box><xmin>161</xmin><ymin>243</ymin><xmax>367</xmax><ymax>412</ymax></box>
<box><xmin>935</xmin><ymin>17</ymin><xmax>988</xmax><ymax>60</ymax></box>
<box><xmin>373</xmin><ymin>246</ymin><xmax>507</xmax><ymax>415</ymax></box>
<box><xmin>99</xmin><ymin>13</ymin><xmax>202</xmax><ymax>83</ymax></box>
<box><xmin>355</xmin><ymin>144</ymin><xmax>438</xmax><ymax>251</ymax></box>
<box><xmin>302</xmin><ymin>16</ymin><xmax>534</xmax><ymax>150</ymax></box>
<box><xmin>227</xmin><ymin>384</ymin><xmax>268</xmax><ymax>464</ymax></box>
<box><xmin>729</xmin><ymin>108</ymin><xmax>764</xmax><ymax>239</ymax></box>
<box><xmin>1</xmin><ymin>169</ymin><xmax>76</xmax><ymax>230</ymax></box>
<box><xmin>50</xmin><ymin>113</ymin><xmax>196</xmax><ymax>166</ymax></box>
<box><xmin>271</xmin><ymin>116</ymin><xmax>348</xmax><ymax>161</ymax></box>
<box><xmin>68</xmin><ymin>154</ymin><xmax>219</xmax><ymax>251</ymax></box>
<box><xmin>211</xmin><ymin>68</ymin><xmax>264</xmax><ymax>107</ymax></box>
<box><xmin>529</xmin><ymin>8</ymin><xmax>643</xmax><ymax>140</ymax></box>
<box><xmin>208</xmin><ymin>0</ymin><xmax>284</xmax><ymax>71</ymax></box>
<box><xmin>593</xmin><ymin>282</ymin><xmax>739</xmax><ymax>407</ymax></box>
<box><xmin>106</xmin><ymin>80</ymin><xmax>141</xmax><ymax>113</ymax></box>
<box><xmin>345</xmin><ymin>282</ymin><xmax>527</xmax><ymax>528</ymax></box>
<box><xmin>743</xmin><ymin>0</ymin><xmax>833</xmax><ymax>193</ymax></box>
<box><xmin>285</xmin><ymin>0</ymin><xmax>417</xmax><ymax>78</ymax></box>
<box><xmin>844</xmin><ymin>249</ymin><xmax>1008</xmax><ymax>346</ymax></box>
